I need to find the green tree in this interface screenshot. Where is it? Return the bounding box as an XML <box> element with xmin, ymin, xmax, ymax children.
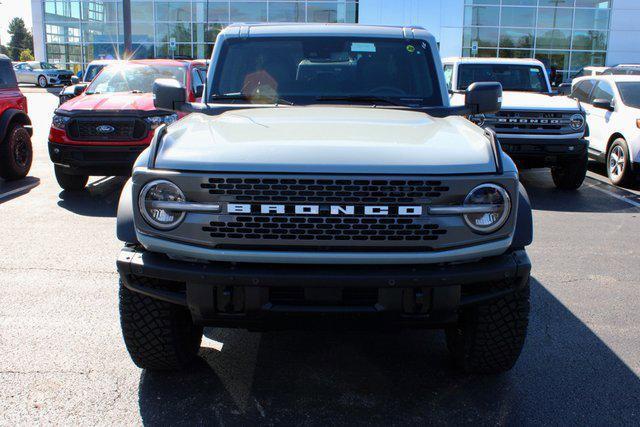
<box><xmin>7</xmin><ymin>17</ymin><xmax>34</xmax><ymax>61</ymax></box>
<box><xmin>0</xmin><ymin>44</ymin><xmax>9</xmax><ymax>57</ymax></box>
<box><xmin>19</xmin><ymin>49</ymin><xmax>34</xmax><ymax>61</ymax></box>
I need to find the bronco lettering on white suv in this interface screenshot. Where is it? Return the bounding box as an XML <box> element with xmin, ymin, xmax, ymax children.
<box><xmin>444</xmin><ymin>57</ymin><xmax>588</xmax><ymax>190</ymax></box>
<box><xmin>116</xmin><ymin>24</ymin><xmax>533</xmax><ymax>374</ymax></box>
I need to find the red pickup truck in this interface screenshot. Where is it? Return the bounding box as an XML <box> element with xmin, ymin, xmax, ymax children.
<box><xmin>0</xmin><ymin>56</ymin><xmax>32</xmax><ymax>181</ymax></box>
<box><xmin>49</xmin><ymin>59</ymin><xmax>206</xmax><ymax>191</ymax></box>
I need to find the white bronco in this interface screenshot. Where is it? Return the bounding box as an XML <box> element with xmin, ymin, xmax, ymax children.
<box><xmin>444</xmin><ymin>57</ymin><xmax>588</xmax><ymax>190</ymax></box>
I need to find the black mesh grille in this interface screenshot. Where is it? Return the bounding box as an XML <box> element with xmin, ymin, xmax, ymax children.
<box><xmin>67</xmin><ymin>117</ymin><xmax>148</xmax><ymax>141</ymax></box>
<box><xmin>201</xmin><ymin>177</ymin><xmax>449</xmax><ymax>203</ymax></box>
<box><xmin>203</xmin><ymin>216</ymin><xmax>447</xmax><ymax>242</ymax></box>
<box><xmin>488</xmin><ymin>111</ymin><xmax>574</xmax><ymax>133</ymax></box>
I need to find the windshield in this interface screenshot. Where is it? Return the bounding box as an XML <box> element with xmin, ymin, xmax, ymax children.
<box><xmin>210</xmin><ymin>37</ymin><xmax>442</xmax><ymax>106</ymax></box>
<box><xmin>457</xmin><ymin>64</ymin><xmax>548</xmax><ymax>92</ymax></box>
<box><xmin>86</xmin><ymin>63</ymin><xmax>186</xmax><ymax>95</ymax></box>
<box><xmin>34</xmin><ymin>62</ymin><xmax>57</xmax><ymax>70</ymax></box>
<box><xmin>616</xmin><ymin>82</ymin><xmax>640</xmax><ymax>109</ymax></box>
<box><xmin>84</xmin><ymin>64</ymin><xmax>105</xmax><ymax>82</ymax></box>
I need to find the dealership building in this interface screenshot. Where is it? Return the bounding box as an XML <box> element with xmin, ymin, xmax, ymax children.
<box><xmin>31</xmin><ymin>0</ymin><xmax>637</xmax><ymax>81</ymax></box>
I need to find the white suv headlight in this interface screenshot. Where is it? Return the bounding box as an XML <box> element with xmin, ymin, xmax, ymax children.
<box><xmin>145</xmin><ymin>113</ymin><xmax>179</xmax><ymax>129</ymax></box>
<box><xmin>570</xmin><ymin>113</ymin><xmax>585</xmax><ymax>131</ymax></box>
<box><xmin>138</xmin><ymin>180</ymin><xmax>186</xmax><ymax>230</ymax></box>
<box><xmin>463</xmin><ymin>184</ymin><xmax>511</xmax><ymax>234</ymax></box>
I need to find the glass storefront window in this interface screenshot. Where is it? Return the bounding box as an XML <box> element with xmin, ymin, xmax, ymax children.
<box><xmin>40</xmin><ymin>1</ymin><xmax>358</xmax><ymax>71</ymax></box>
<box><xmin>462</xmin><ymin>0</ymin><xmax>611</xmax><ymax>82</ymax></box>
<box><xmin>230</xmin><ymin>2</ymin><xmax>268</xmax><ymax>22</ymax></box>
<box><xmin>269</xmin><ymin>2</ymin><xmax>306</xmax><ymax>23</ymax></box>
<box><xmin>500</xmin><ymin>28</ymin><xmax>534</xmax><ymax>49</ymax></box>
<box><xmin>155</xmin><ymin>2</ymin><xmax>191</xmax><ymax>22</ymax></box>
<box><xmin>574</xmin><ymin>9</ymin><xmax>610</xmax><ymax>30</ymax></box>
<box><xmin>536</xmin><ymin>29</ymin><xmax>571</xmax><ymax>50</ymax></box>
<box><xmin>501</xmin><ymin>7</ymin><xmax>536</xmax><ymax>28</ymax></box>
<box><xmin>464</xmin><ymin>6</ymin><xmax>499</xmax><ymax>27</ymax></box>
<box><xmin>537</xmin><ymin>8</ymin><xmax>573</xmax><ymax>29</ymax></box>
<box><xmin>463</xmin><ymin>27</ymin><xmax>499</xmax><ymax>48</ymax></box>
<box><xmin>572</xmin><ymin>30</ymin><xmax>608</xmax><ymax>51</ymax></box>
<box><xmin>156</xmin><ymin>23</ymin><xmax>192</xmax><ymax>43</ymax></box>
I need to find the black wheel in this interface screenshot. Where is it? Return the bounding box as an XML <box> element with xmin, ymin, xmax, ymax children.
<box><xmin>119</xmin><ymin>279</ymin><xmax>203</xmax><ymax>370</ymax></box>
<box><xmin>0</xmin><ymin>124</ymin><xmax>32</xmax><ymax>180</ymax></box>
<box><xmin>551</xmin><ymin>152</ymin><xmax>588</xmax><ymax>190</ymax></box>
<box><xmin>54</xmin><ymin>165</ymin><xmax>88</xmax><ymax>191</ymax></box>
<box><xmin>37</xmin><ymin>75</ymin><xmax>48</xmax><ymax>88</ymax></box>
<box><xmin>446</xmin><ymin>280</ymin><xmax>530</xmax><ymax>374</ymax></box>
<box><xmin>607</xmin><ymin>138</ymin><xmax>633</xmax><ymax>186</ymax></box>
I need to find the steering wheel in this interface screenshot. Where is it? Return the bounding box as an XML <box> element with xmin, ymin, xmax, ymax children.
<box><xmin>368</xmin><ymin>86</ymin><xmax>407</xmax><ymax>96</ymax></box>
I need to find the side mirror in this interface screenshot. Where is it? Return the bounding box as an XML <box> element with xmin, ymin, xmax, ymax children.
<box><xmin>557</xmin><ymin>82</ymin><xmax>572</xmax><ymax>96</ymax></box>
<box><xmin>465</xmin><ymin>82</ymin><xmax>502</xmax><ymax>115</ymax></box>
<box><xmin>153</xmin><ymin>78</ymin><xmax>186</xmax><ymax>111</ymax></box>
<box><xmin>194</xmin><ymin>84</ymin><xmax>204</xmax><ymax>98</ymax></box>
<box><xmin>592</xmin><ymin>98</ymin><xmax>614</xmax><ymax>111</ymax></box>
<box><xmin>71</xmin><ymin>76</ymin><xmax>80</xmax><ymax>84</ymax></box>
<box><xmin>73</xmin><ymin>83</ymin><xmax>87</xmax><ymax>96</ymax></box>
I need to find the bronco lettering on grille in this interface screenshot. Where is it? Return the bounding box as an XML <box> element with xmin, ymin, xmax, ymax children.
<box><xmin>227</xmin><ymin>204</ymin><xmax>423</xmax><ymax>216</ymax></box>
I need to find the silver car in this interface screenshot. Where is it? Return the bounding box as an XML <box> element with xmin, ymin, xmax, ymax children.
<box><xmin>13</xmin><ymin>61</ymin><xmax>73</xmax><ymax>87</ymax></box>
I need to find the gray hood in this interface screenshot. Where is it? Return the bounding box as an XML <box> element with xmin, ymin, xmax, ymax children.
<box><xmin>154</xmin><ymin>107</ymin><xmax>498</xmax><ymax>174</ymax></box>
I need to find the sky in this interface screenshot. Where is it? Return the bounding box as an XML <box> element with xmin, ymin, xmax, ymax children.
<box><xmin>0</xmin><ymin>0</ymin><xmax>33</xmax><ymax>47</ymax></box>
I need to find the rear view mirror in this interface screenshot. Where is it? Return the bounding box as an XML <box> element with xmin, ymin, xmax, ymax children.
<box><xmin>194</xmin><ymin>84</ymin><xmax>204</xmax><ymax>98</ymax></box>
<box><xmin>465</xmin><ymin>82</ymin><xmax>502</xmax><ymax>115</ymax></box>
<box><xmin>153</xmin><ymin>78</ymin><xmax>187</xmax><ymax>111</ymax></box>
<box><xmin>592</xmin><ymin>98</ymin><xmax>614</xmax><ymax>111</ymax></box>
<box><xmin>557</xmin><ymin>82</ymin><xmax>572</xmax><ymax>96</ymax></box>
<box><xmin>73</xmin><ymin>84</ymin><xmax>87</xmax><ymax>96</ymax></box>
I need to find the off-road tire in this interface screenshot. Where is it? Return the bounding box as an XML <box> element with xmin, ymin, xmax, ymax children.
<box><xmin>54</xmin><ymin>165</ymin><xmax>88</xmax><ymax>191</ymax></box>
<box><xmin>0</xmin><ymin>124</ymin><xmax>32</xmax><ymax>180</ymax></box>
<box><xmin>607</xmin><ymin>138</ymin><xmax>633</xmax><ymax>187</ymax></box>
<box><xmin>446</xmin><ymin>280</ymin><xmax>530</xmax><ymax>374</ymax></box>
<box><xmin>37</xmin><ymin>75</ymin><xmax>48</xmax><ymax>88</ymax></box>
<box><xmin>551</xmin><ymin>152</ymin><xmax>588</xmax><ymax>190</ymax></box>
<box><xmin>119</xmin><ymin>279</ymin><xmax>203</xmax><ymax>371</ymax></box>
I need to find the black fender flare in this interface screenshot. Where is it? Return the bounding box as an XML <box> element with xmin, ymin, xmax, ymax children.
<box><xmin>0</xmin><ymin>109</ymin><xmax>32</xmax><ymax>142</ymax></box>
<box><xmin>116</xmin><ymin>179</ymin><xmax>139</xmax><ymax>244</ymax></box>
<box><xmin>510</xmin><ymin>183</ymin><xmax>533</xmax><ymax>249</ymax></box>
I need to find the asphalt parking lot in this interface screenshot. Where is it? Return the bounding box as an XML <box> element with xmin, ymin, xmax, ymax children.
<box><xmin>1</xmin><ymin>91</ymin><xmax>639</xmax><ymax>425</ymax></box>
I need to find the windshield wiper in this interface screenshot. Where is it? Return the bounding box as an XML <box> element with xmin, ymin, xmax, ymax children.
<box><xmin>315</xmin><ymin>95</ymin><xmax>411</xmax><ymax>107</ymax></box>
<box><xmin>210</xmin><ymin>93</ymin><xmax>294</xmax><ymax>105</ymax></box>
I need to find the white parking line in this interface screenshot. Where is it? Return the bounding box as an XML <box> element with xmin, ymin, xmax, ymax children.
<box><xmin>0</xmin><ymin>182</ymin><xmax>39</xmax><ymax>201</ymax></box>
<box><xmin>585</xmin><ymin>179</ymin><xmax>640</xmax><ymax>209</ymax></box>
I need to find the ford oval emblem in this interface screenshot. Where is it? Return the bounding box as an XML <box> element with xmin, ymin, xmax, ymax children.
<box><xmin>96</xmin><ymin>125</ymin><xmax>115</xmax><ymax>134</ymax></box>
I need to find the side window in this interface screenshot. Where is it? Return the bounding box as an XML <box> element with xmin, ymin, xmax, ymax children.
<box><xmin>0</xmin><ymin>61</ymin><xmax>18</xmax><ymax>88</ymax></box>
<box><xmin>191</xmin><ymin>67</ymin><xmax>204</xmax><ymax>92</ymax></box>
<box><xmin>590</xmin><ymin>80</ymin><xmax>614</xmax><ymax>103</ymax></box>
<box><xmin>571</xmin><ymin>80</ymin><xmax>595</xmax><ymax>103</ymax></box>
<box><xmin>443</xmin><ymin>64</ymin><xmax>453</xmax><ymax>90</ymax></box>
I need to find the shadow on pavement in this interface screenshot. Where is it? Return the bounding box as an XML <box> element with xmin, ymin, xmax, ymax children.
<box><xmin>0</xmin><ymin>176</ymin><xmax>40</xmax><ymax>204</ymax></box>
<box><xmin>520</xmin><ymin>169</ymin><xmax>637</xmax><ymax>213</ymax></box>
<box><xmin>587</xmin><ymin>161</ymin><xmax>640</xmax><ymax>191</ymax></box>
<box><xmin>137</xmin><ymin>278</ymin><xmax>639</xmax><ymax>425</ymax></box>
<box><xmin>56</xmin><ymin>176</ymin><xmax>126</xmax><ymax>217</ymax></box>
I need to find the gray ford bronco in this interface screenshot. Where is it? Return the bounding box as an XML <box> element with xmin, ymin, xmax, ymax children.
<box><xmin>116</xmin><ymin>24</ymin><xmax>533</xmax><ymax>374</ymax></box>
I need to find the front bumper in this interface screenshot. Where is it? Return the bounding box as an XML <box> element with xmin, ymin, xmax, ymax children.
<box><xmin>49</xmin><ymin>141</ymin><xmax>146</xmax><ymax>176</ymax></box>
<box><xmin>117</xmin><ymin>246</ymin><xmax>531</xmax><ymax>329</ymax></box>
<box><xmin>47</xmin><ymin>74</ymin><xmax>72</xmax><ymax>85</ymax></box>
<box><xmin>498</xmin><ymin>136</ymin><xmax>588</xmax><ymax>168</ymax></box>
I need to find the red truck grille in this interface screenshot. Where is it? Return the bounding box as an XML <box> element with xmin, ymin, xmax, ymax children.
<box><xmin>67</xmin><ymin>117</ymin><xmax>148</xmax><ymax>141</ymax></box>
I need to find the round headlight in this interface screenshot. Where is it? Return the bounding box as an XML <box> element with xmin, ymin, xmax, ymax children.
<box><xmin>469</xmin><ymin>114</ymin><xmax>485</xmax><ymax>126</ymax></box>
<box><xmin>570</xmin><ymin>113</ymin><xmax>585</xmax><ymax>131</ymax></box>
<box><xmin>463</xmin><ymin>184</ymin><xmax>511</xmax><ymax>234</ymax></box>
<box><xmin>138</xmin><ymin>180</ymin><xmax>186</xmax><ymax>230</ymax></box>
